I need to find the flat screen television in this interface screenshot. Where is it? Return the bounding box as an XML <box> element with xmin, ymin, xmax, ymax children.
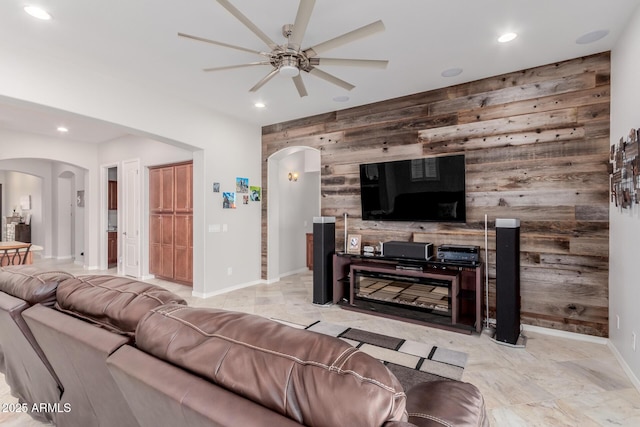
<box><xmin>359</xmin><ymin>154</ymin><xmax>466</xmax><ymax>222</ymax></box>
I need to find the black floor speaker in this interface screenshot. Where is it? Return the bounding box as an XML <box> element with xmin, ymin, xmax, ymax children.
<box><xmin>312</xmin><ymin>217</ymin><xmax>335</xmax><ymax>305</ymax></box>
<box><xmin>495</xmin><ymin>218</ymin><xmax>521</xmax><ymax>345</ymax></box>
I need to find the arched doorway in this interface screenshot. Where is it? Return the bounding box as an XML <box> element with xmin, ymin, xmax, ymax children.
<box><xmin>267</xmin><ymin>147</ymin><xmax>321</xmax><ymax>281</ymax></box>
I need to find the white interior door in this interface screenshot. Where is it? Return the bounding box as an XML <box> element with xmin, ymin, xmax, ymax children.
<box><xmin>123</xmin><ymin>159</ymin><xmax>141</xmax><ymax>277</ymax></box>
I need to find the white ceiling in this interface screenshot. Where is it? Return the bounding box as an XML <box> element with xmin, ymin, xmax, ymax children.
<box><xmin>1</xmin><ymin>0</ymin><xmax>638</xmax><ymax>144</ymax></box>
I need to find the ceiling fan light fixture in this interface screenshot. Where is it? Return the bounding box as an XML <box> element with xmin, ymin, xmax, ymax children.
<box><xmin>498</xmin><ymin>32</ymin><xmax>518</xmax><ymax>43</ymax></box>
<box><xmin>279</xmin><ymin>56</ymin><xmax>300</xmax><ymax>77</ymax></box>
<box><xmin>24</xmin><ymin>5</ymin><xmax>51</xmax><ymax>20</ymax></box>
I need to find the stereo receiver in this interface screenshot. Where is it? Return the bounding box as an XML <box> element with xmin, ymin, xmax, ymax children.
<box><xmin>436</xmin><ymin>244</ymin><xmax>480</xmax><ymax>263</ymax></box>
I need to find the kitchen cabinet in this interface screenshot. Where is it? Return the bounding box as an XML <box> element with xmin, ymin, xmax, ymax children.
<box><xmin>108</xmin><ymin>232</ymin><xmax>117</xmax><ymax>267</ymax></box>
<box><xmin>108</xmin><ymin>180</ymin><xmax>118</xmax><ymax>210</ymax></box>
<box><xmin>149</xmin><ymin>161</ymin><xmax>192</xmax><ymax>285</ymax></box>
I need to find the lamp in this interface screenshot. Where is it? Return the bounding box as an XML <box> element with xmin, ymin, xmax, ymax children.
<box><xmin>288</xmin><ymin>171</ymin><xmax>299</xmax><ymax>182</ymax></box>
<box><xmin>279</xmin><ymin>56</ymin><xmax>299</xmax><ymax>77</ymax></box>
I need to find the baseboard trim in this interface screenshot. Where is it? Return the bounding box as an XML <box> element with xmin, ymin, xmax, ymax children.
<box><xmin>607</xmin><ymin>341</ymin><xmax>640</xmax><ymax>393</ymax></box>
<box><xmin>521</xmin><ymin>323</ymin><xmax>609</xmax><ymax>345</ymax></box>
<box><xmin>192</xmin><ymin>279</ymin><xmax>264</xmax><ymax>299</ymax></box>
<box><xmin>263</xmin><ymin>267</ymin><xmax>310</xmax><ymax>284</ymax></box>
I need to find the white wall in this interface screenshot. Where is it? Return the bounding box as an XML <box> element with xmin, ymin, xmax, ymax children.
<box><xmin>98</xmin><ymin>135</ymin><xmax>194</xmax><ymax>276</ymax></box>
<box><xmin>610</xmin><ymin>4</ymin><xmax>640</xmax><ymax>382</ymax></box>
<box><xmin>3</xmin><ymin>170</ymin><xmax>42</xmax><ymax>242</ymax></box>
<box><xmin>0</xmin><ymin>130</ymin><xmax>98</xmax><ymax>263</ymax></box>
<box><xmin>0</xmin><ymin>159</ymin><xmax>50</xmax><ymax>255</ymax></box>
<box><xmin>0</xmin><ymin>47</ymin><xmax>262</xmax><ymax>295</ymax></box>
<box><xmin>0</xmin><ymin>157</ymin><xmax>87</xmax><ymax>260</ymax></box>
<box><xmin>277</xmin><ymin>150</ymin><xmax>321</xmax><ymax>276</ymax></box>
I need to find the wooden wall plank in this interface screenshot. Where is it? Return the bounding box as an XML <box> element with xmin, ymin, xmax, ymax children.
<box><xmin>262</xmin><ymin>52</ymin><xmax>611</xmax><ymax>337</ymax></box>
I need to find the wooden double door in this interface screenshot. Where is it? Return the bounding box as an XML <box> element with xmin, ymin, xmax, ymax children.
<box><xmin>149</xmin><ymin>161</ymin><xmax>193</xmax><ymax>285</ymax></box>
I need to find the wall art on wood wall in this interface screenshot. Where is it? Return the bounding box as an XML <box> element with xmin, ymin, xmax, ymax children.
<box><xmin>610</xmin><ymin>128</ymin><xmax>640</xmax><ymax>208</ymax></box>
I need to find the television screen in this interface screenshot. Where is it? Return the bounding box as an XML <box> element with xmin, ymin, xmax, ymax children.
<box><xmin>359</xmin><ymin>155</ymin><xmax>466</xmax><ymax>222</ymax></box>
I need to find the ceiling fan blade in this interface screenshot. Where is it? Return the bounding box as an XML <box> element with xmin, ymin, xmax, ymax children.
<box><xmin>304</xmin><ymin>20</ymin><xmax>385</xmax><ymax>57</ymax></box>
<box><xmin>178</xmin><ymin>32</ymin><xmax>264</xmax><ymax>56</ymax></box>
<box><xmin>308</xmin><ymin>67</ymin><xmax>355</xmax><ymax>91</ymax></box>
<box><xmin>249</xmin><ymin>68</ymin><xmax>279</xmax><ymax>92</ymax></box>
<box><xmin>313</xmin><ymin>58</ymin><xmax>388</xmax><ymax>69</ymax></box>
<box><xmin>292</xmin><ymin>74</ymin><xmax>308</xmax><ymax>97</ymax></box>
<box><xmin>288</xmin><ymin>0</ymin><xmax>316</xmax><ymax>51</ymax></box>
<box><xmin>203</xmin><ymin>62</ymin><xmax>271</xmax><ymax>72</ymax></box>
<box><xmin>216</xmin><ymin>0</ymin><xmax>279</xmax><ymax>50</ymax></box>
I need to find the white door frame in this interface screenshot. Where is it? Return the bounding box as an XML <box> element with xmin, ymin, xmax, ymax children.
<box><xmin>100</xmin><ymin>163</ymin><xmax>118</xmax><ymax>271</ymax></box>
<box><xmin>122</xmin><ymin>158</ymin><xmax>141</xmax><ymax>278</ymax></box>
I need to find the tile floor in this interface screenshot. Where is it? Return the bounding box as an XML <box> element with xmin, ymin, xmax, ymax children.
<box><xmin>2</xmin><ymin>259</ymin><xmax>640</xmax><ymax>426</ymax></box>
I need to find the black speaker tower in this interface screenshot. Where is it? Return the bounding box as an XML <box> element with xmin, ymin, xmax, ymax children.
<box><xmin>495</xmin><ymin>218</ymin><xmax>521</xmax><ymax>345</ymax></box>
<box><xmin>312</xmin><ymin>217</ymin><xmax>335</xmax><ymax>305</ymax></box>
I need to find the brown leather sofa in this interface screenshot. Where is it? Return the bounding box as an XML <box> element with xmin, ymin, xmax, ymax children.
<box><xmin>0</xmin><ymin>265</ymin><xmax>488</xmax><ymax>427</ymax></box>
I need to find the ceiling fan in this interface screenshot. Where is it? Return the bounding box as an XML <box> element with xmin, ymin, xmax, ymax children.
<box><xmin>178</xmin><ymin>0</ymin><xmax>388</xmax><ymax>97</ymax></box>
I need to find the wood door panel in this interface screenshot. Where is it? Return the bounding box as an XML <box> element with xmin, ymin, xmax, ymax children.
<box><xmin>174</xmin><ymin>163</ymin><xmax>192</xmax><ymax>213</ymax></box>
<box><xmin>174</xmin><ymin>215</ymin><xmax>191</xmax><ymax>247</ymax></box>
<box><xmin>161</xmin><ymin>167</ymin><xmax>174</xmax><ymax>212</ymax></box>
<box><xmin>108</xmin><ymin>181</ymin><xmax>118</xmax><ymax>210</ymax></box>
<box><xmin>148</xmin><ymin>162</ymin><xmax>193</xmax><ymax>284</ymax></box>
<box><xmin>174</xmin><ymin>214</ymin><xmax>193</xmax><ymax>284</ymax></box>
<box><xmin>150</xmin><ymin>215</ymin><xmax>162</xmax><ymax>245</ymax></box>
<box><xmin>161</xmin><ymin>215</ymin><xmax>174</xmax><ymax>245</ymax></box>
<box><xmin>149</xmin><ymin>244</ymin><xmax>161</xmax><ymax>275</ymax></box>
<box><xmin>149</xmin><ymin>169</ymin><xmax>162</xmax><ymax>212</ymax></box>
<box><xmin>161</xmin><ymin>245</ymin><xmax>174</xmax><ymax>278</ymax></box>
<box><xmin>174</xmin><ymin>247</ymin><xmax>192</xmax><ymax>283</ymax></box>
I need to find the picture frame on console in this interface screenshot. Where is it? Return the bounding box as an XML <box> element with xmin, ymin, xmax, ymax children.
<box><xmin>347</xmin><ymin>234</ymin><xmax>362</xmax><ymax>254</ymax></box>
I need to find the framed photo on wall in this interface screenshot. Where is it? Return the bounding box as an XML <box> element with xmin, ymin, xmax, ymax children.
<box><xmin>347</xmin><ymin>234</ymin><xmax>362</xmax><ymax>254</ymax></box>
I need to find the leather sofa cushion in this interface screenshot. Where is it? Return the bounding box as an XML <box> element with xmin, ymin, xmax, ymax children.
<box><xmin>56</xmin><ymin>275</ymin><xmax>186</xmax><ymax>336</ymax></box>
<box><xmin>405</xmin><ymin>381</ymin><xmax>488</xmax><ymax>427</ymax></box>
<box><xmin>0</xmin><ymin>266</ymin><xmax>75</xmax><ymax>306</ymax></box>
<box><xmin>136</xmin><ymin>305</ymin><xmax>408</xmax><ymax>427</ymax></box>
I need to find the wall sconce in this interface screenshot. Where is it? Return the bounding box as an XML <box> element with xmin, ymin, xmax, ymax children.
<box><xmin>288</xmin><ymin>171</ymin><xmax>299</xmax><ymax>182</ymax></box>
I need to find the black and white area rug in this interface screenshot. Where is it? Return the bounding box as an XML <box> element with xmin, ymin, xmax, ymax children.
<box><xmin>273</xmin><ymin>319</ymin><xmax>468</xmax><ymax>391</ymax></box>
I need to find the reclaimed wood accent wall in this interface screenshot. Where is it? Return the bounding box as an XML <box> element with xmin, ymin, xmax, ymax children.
<box><xmin>262</xmin><ymin>52</ymin><xmax>610</xmax><ymax>337</ymax></box>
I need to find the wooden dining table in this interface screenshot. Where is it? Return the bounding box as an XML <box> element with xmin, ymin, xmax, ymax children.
<box><xmin>0</xmin><ymin>241</ymin><xmax>34</xmax><ymax>266</ymax></box>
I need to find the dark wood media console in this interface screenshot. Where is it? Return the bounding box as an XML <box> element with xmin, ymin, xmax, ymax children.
<box><xmin>333</xmin><ymin>253</ymin><xmax>484</xmax><ymax>333</ymax></box>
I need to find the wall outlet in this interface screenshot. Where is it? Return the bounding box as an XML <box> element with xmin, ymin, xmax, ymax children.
<box><xmin>227</xmin><ymin>267</ymin><xmax>232</xmax><ymax>276</ymax></box>
<box><xmin>633</xmin><ymin>332</ymin><xmax>637</xmax><ymax>351</ymax></box>
<box><xmin>617</xmin><ymin>314</ymin><xmax>620</xmax><ymax>330</ymax></box>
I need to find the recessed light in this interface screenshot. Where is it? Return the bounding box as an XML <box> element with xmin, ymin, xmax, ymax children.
<box><xmin>332</xmin><ymin>95</ymin><xmax>349</xmax><ymax>102</ymax></box>
<box><xmin>254</xmin><ymin>102</ymin><xmax>265</xmax><ymax>108</ymax></box>
<box><xmin>24</xmin><ymin>6</ymin><xmax>51</xmax><ymax>20</ymax></box>
<box><xmin>498</xmin><ymin>32</ymin><xmax>518</xmax><ymax>43</ymax></box>
<box><xmin>441</xmin><ymin>68</ymin><xmax>463</xmax><ymax>78</ymax></box>
<box><xmin>576</xmin><ymin>29</ymin><xmax>609</xmax><ymax>45</ymax></box>
<box><xmin>57</xmin><ymin>126</ymin><xmax>68</xmax><ymax>133</ymax></box>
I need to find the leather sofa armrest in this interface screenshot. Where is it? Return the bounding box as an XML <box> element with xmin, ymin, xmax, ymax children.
<box><xmin>404</xmin><ymin>381</ymin><xmax>488</xmax><ymax>427</ymax></box>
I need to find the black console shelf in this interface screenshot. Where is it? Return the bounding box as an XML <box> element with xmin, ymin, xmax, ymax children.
<box><xmin>332</xmin><ymin>252</ymin><xmax>484</xmax><ymax>333</ymax></box>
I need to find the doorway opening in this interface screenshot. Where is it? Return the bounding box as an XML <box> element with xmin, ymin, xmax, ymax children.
<box><xmin>107</xmin><ymin>166</ymin><xmax>118</xmax><ymax>268</ymax></box>
<box><xmin>267</xmin><ymin>147</ymin><xmax>321</xmax><ymax>281</ymax></box>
